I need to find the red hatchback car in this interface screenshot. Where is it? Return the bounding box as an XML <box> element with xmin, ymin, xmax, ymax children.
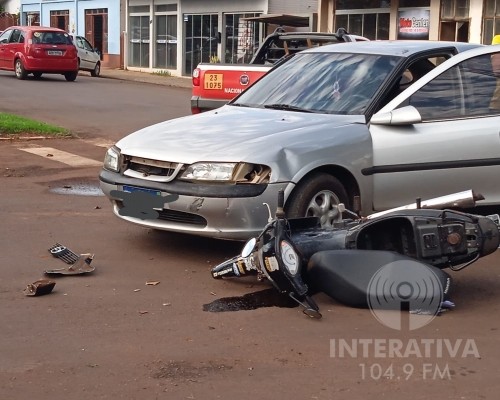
<box><xmin>0</xmin><ymin>26</ymin><xmax>78</xmax><ymax>81</ymax></box>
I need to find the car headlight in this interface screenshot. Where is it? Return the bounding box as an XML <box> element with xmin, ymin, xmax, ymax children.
<box><xmin>103</xmin><ymin>146</ymin><xmax>121</xmax><ymax>172</ymax></box>
<box><xmin>180</xmin><ymin>162</ymin><xmax>271</xmax><ymax>183</ymax></box>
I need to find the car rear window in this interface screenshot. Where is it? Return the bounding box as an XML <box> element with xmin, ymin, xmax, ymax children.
<box><xmin>32</xmin><ymin>31</ymin><xmax>72</xmax><ymax>45</ymax></box>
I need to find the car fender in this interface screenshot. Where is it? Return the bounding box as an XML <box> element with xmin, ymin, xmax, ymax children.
<box><xmin>281</xmin><ymin>123</ymin><xmax>374</xmax><ymax>215</ymax></box>
<box><xmin>13</xmin><ymin>51</ymin><xmax>27</xmax><ymax>68</ymax></box>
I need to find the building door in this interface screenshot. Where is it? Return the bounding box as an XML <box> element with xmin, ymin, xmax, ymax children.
<box><xmin>129</xmin><ymin>15</ymin><xmax>150</xmax><ymax>67</ymax></box>
<box><xmin>155</xmin><ymin>14</ymin><xmax>177</xmax><ymax>69</ymax></box>
<box><xmin>50</xmin><ymin>10</ymin><xmax>69</xmax><ymax>31</ymax></box>
<box><xmin>85</xmin><ymin>9</ymin><xmax>108</xmax><ymax>60</ymax></box>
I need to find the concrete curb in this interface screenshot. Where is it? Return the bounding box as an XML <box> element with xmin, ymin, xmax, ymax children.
<box><xmin>100</xmin><ymin>68</ymin><xmax>191</xmax><ymax>89</ymax></box>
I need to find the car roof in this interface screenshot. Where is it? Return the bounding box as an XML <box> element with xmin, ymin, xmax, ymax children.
<box><xmin>7</xmin><ymin>25</ymin><xmax>68</xmax><ymax>33</ymax></box>
<box><xmin>302</xmin><ymin>40</ymin><xmax>483</xmax><ymax>57</ymax></box>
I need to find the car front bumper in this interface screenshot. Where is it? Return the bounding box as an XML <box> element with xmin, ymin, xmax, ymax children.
<box><xmin>99</xmin><ymin>169</ymin><xmax>290</xmax><ymax>241</ymax></box>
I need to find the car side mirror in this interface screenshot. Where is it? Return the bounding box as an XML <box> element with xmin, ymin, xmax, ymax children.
<box><xmin>370</xmin><ymin>105</ymin><xmax>422</xmax><ymax>126</ymax></box>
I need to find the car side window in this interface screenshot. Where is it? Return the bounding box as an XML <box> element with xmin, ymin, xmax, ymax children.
<box><xmin>0</xmin><ymin>29</ymin><xmax>12</xmax><ymax>44</ymax></box>
<box><xmin>82</xmin><ymin>38</ymin><xmax>93</xmax><ymax>51</ymax></box>
<box><xmin>9</xmin><ymin>29</ymin><xmax>21</xmax><ymax>43</ymax></box>
<box><xmin>407</xmin><ymin>52</ymin><xmax>500</xmax><ymax>121</ymax></box>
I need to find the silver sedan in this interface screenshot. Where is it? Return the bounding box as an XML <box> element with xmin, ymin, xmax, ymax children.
<box><xmin>99</xmin><ymin>40</ymin><xmax>500</xmax><ymax>240</ymax></box>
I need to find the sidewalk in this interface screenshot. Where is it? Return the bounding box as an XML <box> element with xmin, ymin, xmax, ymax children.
<box><xmin>99</xmin><ymin>67</ymin><xmax>192</xmax><ymax>89</ymax></box>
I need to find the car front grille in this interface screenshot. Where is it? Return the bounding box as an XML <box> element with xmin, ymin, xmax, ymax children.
<box><xmin>157</xmin><ymin>209</ymin><xmax>207</xmax><ymax>226</ymax></box>
<box><xmin>116</xmin><ymin>201</ymin><xmax>207</xmax><ymax>227</ymax></box>
<box><xmin>124</xmin><ymin>155</ymin><xmax>183</xmax><ymax>182</ymax></box>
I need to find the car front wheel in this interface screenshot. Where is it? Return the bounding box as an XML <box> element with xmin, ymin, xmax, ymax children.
<box><xmin>15</xmin><ymin>59</ymin><xmax>27</xmax><ymax>80</ymax></box>
<box><xmin>64</xmin><ymin>71</ymin><xmax>78</xmax><ymax>82</ymax></box>
<box><xmin>91</xmin><ymin>62</ymin><xmax>100</xmax><ymax>77</ymax></box>
<box><xmin>286</xmin><ymin>173</ymin><xmax>349</xmax><ymax>228</ymax></box>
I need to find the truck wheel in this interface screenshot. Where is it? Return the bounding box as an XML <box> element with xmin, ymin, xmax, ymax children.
<box><xmin>286</xmin><ymin>173</ymin><xmax>349</xmax><ymax>228</ymax></box>
<box><xmin>15</xmin><ymin>59</ymin><xmax>27</xmax><ymax>80</ymax></box>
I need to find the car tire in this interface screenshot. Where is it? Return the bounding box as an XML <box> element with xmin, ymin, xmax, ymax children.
<box><xmin>15</xmin><ymin>59</ymin><xmax>27</xmax><ymax>80</ymax></box>
<box><xmin>286</xmin><ymin>173</ymin><xmax>349</xmax><ymax>228</ymax></box>
<box><xmin>33</xmin><ymin>72</ymin><xmax>43</xmax><ymax>79</ymax></box>
<box><xmin>91</xmin><ymin>62</ymin><xmax>100</xmax><ymax>77</ymax></box>
<box><xmin>64</xmin><ymin>71</ymin><xmax>78</xmax><ymax>82</ymax></box>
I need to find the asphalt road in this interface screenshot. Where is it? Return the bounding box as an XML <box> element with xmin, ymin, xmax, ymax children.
<box><xmin>1</xmin><ymin>72</ymin><xmax>500</xmax><ymax>400</ymax></box>
<box><xmin>0</xmin><ymin>69</ymin><xmax>191</xmax><ymax>141</ymax></box>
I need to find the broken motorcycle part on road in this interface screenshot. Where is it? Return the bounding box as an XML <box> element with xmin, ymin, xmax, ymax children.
<box><xmin>45</xmin><ymin>243</ymin><xmax>95</xmax><ymax>275</ymax></box>
<box><xmin>24</xmin><ymin>279</ymin><xmax>56</xmax><ymax>296</ymax></box>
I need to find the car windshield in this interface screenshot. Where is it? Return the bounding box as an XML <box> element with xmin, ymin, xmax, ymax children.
<box><xmin>33</xmin><ymin>31</ymin><xmax>72</xmax><ymax>45</ymax></box>
<box><xmin>233</xmin><ymin>52</ymin><xmax>401</xmax><ymax>115</ymax></box>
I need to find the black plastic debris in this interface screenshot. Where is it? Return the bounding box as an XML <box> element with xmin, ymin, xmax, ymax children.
<box><xmin>24</xmin><ymin>279</ymin><xmax>56</xmax><ymax>296</ymax></box>
<box><xmin>45</xmin><ymin>243</ymin><xmax>95</xmax><ymax>275</ymax></box>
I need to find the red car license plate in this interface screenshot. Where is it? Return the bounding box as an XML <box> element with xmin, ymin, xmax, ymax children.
<box><xmin>47</xmin><ymin>50</ymin><xmax>63</xmax><ymax>56</ymax></box>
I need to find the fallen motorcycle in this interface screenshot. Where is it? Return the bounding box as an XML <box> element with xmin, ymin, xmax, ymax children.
<box><xmin>211</xmin><ymin>190</ymin><xmax>500</xmax><ymax>318</ymax></box>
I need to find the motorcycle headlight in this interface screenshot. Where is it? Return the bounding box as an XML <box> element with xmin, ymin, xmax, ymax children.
<box><xmin>280</xmin><ymin>240</ymin><xmax>299</xmax><ymax>276</ymax></box>
<box><xmin>180</xmin><ymin>162</ymin><xmax>271</xmax><ymax>183</ymax></box>
<box><xmin>103</xmin><ymin>146</ymin><xmax>120</xmax><ymax>172</ymax></box>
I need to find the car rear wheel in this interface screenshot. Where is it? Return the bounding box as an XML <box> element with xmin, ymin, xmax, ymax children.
<box><xmin>64</xmin><ymin>71</ymin><xmax>78</xmax><ymax>82</ymax></box>
<box><xmin>15</xmin><ymin>59</ymin><xmax>27</xmax><ymax>80</ymax></box>
<box><xmin>91</xmin><ymin>62</ymin><xmax>100</xmax><ymax>77</ymax></box>
<box><xmin>286</xmin><ymin>173</ymin><xmax>349</xmax><ymax>228</ymax></box>
<box><xmin>33</xmin><ymin>72</ymin><xmax>43</xmax><ymax>79</ymax></box>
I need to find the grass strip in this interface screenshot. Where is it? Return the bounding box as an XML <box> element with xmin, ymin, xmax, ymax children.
<box><xmin>0</xmin><ymin>113</ymin><xmax>70</xmax><ymax>138</ymax></box>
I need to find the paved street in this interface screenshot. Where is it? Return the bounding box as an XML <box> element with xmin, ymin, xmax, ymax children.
<box><xmin>1</xmin><ymin>70</ymin><xmax>500</xmax><ymax>400</ymax></box>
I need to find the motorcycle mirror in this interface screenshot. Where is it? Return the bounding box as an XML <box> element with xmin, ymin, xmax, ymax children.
<box><xmin>241</xmin><ymin>237</ymin><xmax>257</xmax><ymax>258</ymax></box>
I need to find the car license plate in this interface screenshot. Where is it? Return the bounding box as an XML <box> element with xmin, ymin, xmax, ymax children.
<box><xmin>204</xmin><ymin>73</ymin><xmax>223</xmax><ymax>90</ymax></box>
<box><xmin>123</xmin><ymin>185</ymin><xmax>161</xmax><ymax>196</ymax></box>
<box><xmin>47</xmin><ymin>50</ymin><xmax>63</xmax><ymax>56</ymax></box>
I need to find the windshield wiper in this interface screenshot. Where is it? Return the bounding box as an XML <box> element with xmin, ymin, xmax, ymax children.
<box><xmin>264</xmin><ymin>103</ymin><xmax>314</xmax><ymax>113</ymax></box>
<box><xmin>230</xmin><ymin>102</ymin><xmax>252</xmax><ymax>108</ymax></box>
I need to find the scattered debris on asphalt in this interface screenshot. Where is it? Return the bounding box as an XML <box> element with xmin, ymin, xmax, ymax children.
<box><xmin>44</xmin><ymin>242</ymin><xmax>95</xmax><ymax>275</ymax></box>
<box><xmin>146</xmin><ymin>281</ymin><xmax>160</xmax><ymax>286</ymax></box>
<box><xmin>24</xmin><ymin>279</ymin><xmax>56</xmax><ymax>296</ymax></box>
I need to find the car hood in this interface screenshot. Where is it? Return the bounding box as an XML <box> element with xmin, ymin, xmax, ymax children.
<box><xmin>116</xmin><ymin>106</ymin><xmax>365</xmax><ymax>163</ymax></box>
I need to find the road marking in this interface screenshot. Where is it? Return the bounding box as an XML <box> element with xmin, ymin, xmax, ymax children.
<box><xmin>83</xmin><ymin>138</ymin><xmax>115</xmax><ymax>148</ymax></box>
<box><xmin>19</xmin><ymin>146</ymin><xmax>102</xmax><ymax>167</ymax></box>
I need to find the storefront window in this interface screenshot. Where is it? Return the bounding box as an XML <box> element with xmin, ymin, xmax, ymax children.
<box><xmin>335</xmin><ymin>0</ymin><xmax>390</xmax><ymax>39</ymax></box>
<box><xmin>440</xmin><ymin>0</ymin><xmax>469</xmax><ymax>42</ymax></box>
<box><xmin>483</xmin><ymin>0</ymin><xmax>500</xmax><ymax>44</ymax></box>
<box><xmin>155</xmin><ymin>14</ymin><xmax>177</xmax><ymax>69</ymax></box>
<box><xmin>129</xmin><ymin>14</ymin><xmax>150</xmax><ymax>68</ymax></box>
<box><xmin>24</xmin><ymin>12</ymin><xmax>40</xmax><ymax>26</ymax></box>
<box><xmin>337</xmin><ymin>0</ymin><xmax>391</xmax><ymax>10</ymax></box>
<box><xmin>223</xmin><ymin>13</ymin><xmax>260</xmax><ymax>64</ymax></box>
<box><xmin>184</xmin><ymin>13</ymin><xmax>219</xmax><ymax>75</ymax></box>
<box><xmin>399</xmin><ymin>0</ymin><xmax>429</xmax><ymax>6</ymax></box>
<box><xmin>441</xmin><ymin>0</ymin><xmax>470</xmax><ymax>19</ymax></box>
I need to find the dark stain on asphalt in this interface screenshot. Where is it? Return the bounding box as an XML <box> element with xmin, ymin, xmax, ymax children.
<box><xmin>203</xmin><ymin>288</ymin><xmax>298</xmax><ymax>312</ymax></box>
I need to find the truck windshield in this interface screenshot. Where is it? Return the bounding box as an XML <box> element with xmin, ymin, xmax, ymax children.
<box><xmin>232</xmin><ymin>52</ymin><xmax>400</xmax><ymax>115</ymax></box>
